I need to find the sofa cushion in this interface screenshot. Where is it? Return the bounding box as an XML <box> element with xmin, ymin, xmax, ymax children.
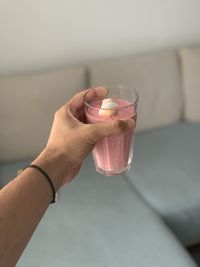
<box><xmin>0</xmin><ymin>67</ymin><xmax>87</xmax><ymax>162</ymax></box>
<box><xmin>88</xmin><ymin>50</ymin><xmax>182</xmax><ymax>132</ymax></box>
<box><xmin>0</xmin><ymin>159</ymin><xmax>31</xmax><ymax>189</ymax></box>
<box><xmin>179</xmin><ymin>47</ymin><xmax>200</xmax><ymax>122</ymax></box>
<box><xmin>0</xmin><ymin>157</ymin><xmax>195</xmax><ymax>267</ymax></box>
<box><xmin>127</xmin><ymin>122</ymin><xmax>200</xmax><ymax>245</ymax></box>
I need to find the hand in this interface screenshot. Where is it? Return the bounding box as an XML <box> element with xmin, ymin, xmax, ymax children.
<box><xmin>43</xmin><ymin>87</ymin><xmax>135</xmax><ymax>187</ymax></box>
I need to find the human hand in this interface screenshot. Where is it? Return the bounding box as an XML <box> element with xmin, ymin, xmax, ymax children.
<box><xmin>40</xmin><ymin>87</ymin><xmax>135</xmax><ymax>188</ymax></box>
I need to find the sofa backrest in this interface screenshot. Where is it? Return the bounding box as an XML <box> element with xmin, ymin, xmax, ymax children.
<box><xmin>179</xmin><ymin>47</ymin><xmax>200</xmax><ymax>122</ymax></box>
<box><xmin>0</xmin><ymin>49</ymin><xmax>187</xmax><ymax>162</ymax></box>
<box><xmin>88</xmin><ymin>50</ymin><xmax>183</xmax><ymax>132</ymax></box>
<box><xmin>0</xmin><ymin>67</ymin><xmax>87</xmax><ymax>162</ymax></box>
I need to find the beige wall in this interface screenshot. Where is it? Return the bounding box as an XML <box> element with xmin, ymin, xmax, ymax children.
<box><xmin>0</xmin><ymin>0</ymin><xmax>200</xmax><ymax>75</ymax></box>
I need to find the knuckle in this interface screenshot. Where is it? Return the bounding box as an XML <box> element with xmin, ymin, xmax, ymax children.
<box><xmin>54</xmin><ymin>106</ymin><xmax>68</xmax><ymax>120</ymax></box>
<box><xmin>54</xmin><ymin>110</ymin><xmax>60</xmax><ymax>119</ymax></box>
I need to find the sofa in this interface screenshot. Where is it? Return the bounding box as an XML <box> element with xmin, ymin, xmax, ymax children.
<box><xmin>0</xmin><ymin>46</ymin><xmax>200</xmax><ymax>267</ymax></box>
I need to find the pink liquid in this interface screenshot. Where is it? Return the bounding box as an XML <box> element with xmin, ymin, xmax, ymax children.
<box><xmin>86</xmin><ymin>98</ymin><xmax>136</xmax><ymax>175</ymax></box>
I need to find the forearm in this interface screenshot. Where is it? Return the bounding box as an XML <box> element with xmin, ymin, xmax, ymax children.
<box><xmin>0</xmin><ymin>148</ymin><xmax>67</xmax><ymax>267</ymax></box>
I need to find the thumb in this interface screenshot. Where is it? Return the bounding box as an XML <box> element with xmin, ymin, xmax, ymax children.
<box><xmin>87</xmin><ymin>119</ymin><xmax>135</xmax><ymax>143</ymax></box>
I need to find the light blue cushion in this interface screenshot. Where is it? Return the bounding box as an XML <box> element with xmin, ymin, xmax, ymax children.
<box><xmin>0</xmin><ymin>159</ymin><xmax>31</xmax><ymax>188</ymax></box>
<box><xmin>12</xmin><ymin>157</ymin><xmax>195</xmax><ymax>267</ymax></box>
<box><xmin>127</xmin><ymin>122</ymin><xmax>200</xmax><ymax>245</ymax></box>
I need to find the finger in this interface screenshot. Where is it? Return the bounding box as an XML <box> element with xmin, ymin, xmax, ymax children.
<box><xmin>67</xmin><ymin>88</ymin><xmax>90</xmax><ymax>112</ymax></box>
<box><xmin>84</xmin><ymin>86</ymin><xmax>108</xmax><ymax>103</ymax></box>
<box><xmin>68</xmin><ymin>86</ymin><xmax>108</xmax><ymax>114</ymax></box>
<box><xmin>86</xmin><ymin>119</ymin><xmax>136</xmax><ymax>143</ymax></box>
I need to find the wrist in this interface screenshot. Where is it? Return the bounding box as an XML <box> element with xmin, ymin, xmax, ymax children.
<box><xmin>32</xmin><ymin>147</ymin><xmax>69</xmax><ymax>191</ymax></box>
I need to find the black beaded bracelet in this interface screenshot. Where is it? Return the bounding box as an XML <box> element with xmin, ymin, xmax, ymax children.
<box><xmin>24</xmin><ymin>164</ymin><xmax>56</xmax><ymax>204</ymax></box>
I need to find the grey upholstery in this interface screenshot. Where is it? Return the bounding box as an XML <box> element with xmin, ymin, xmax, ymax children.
<box><xmin>0</xmin><ymin>157</ymin><xmax>197</xmax><ymax>267</ymax></box>
<box><xmin>127</xmin><ymin>122</ymin><xmax>200</xmax><ymax>245</ymax></box>
<box><xmin>0</xmin><ymin>158</ymin><xmax>197</xmax><ymax>267</ymax></box>
<box><xmin>0</xmin><ymin>66</ymin><xmax>86</xmax><ymax>162</ymax></box>
<box><xmin>88</xmin><ymin>50</ymin><xmax>182</xmax><ymax>132</ymax></box>
<box><xmin>0</xmin><ymin>159</ymin><xmax>31</xmax><ymax>189</ymax></box>
<box><xmin>179</xmin><ymin>47</ymin><xmax>200</xmax><ymax>122</ymax></box>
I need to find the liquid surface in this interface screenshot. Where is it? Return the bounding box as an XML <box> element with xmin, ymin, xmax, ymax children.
<box><xmin>86</xmin><ymin>98</ymin><xmax>135</xmax><ymax>122</ymax></box>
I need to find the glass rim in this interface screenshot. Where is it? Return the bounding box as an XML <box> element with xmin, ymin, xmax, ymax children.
<box><xmin>83</xmin><ymin>86</ymin><xmax>139</xmax><ymax>111</ymax></box>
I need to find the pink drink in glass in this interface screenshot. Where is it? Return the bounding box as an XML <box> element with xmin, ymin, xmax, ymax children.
<box><xmin>84</xmin><ymin>87</ymin><xmax>138</xmax><ymax>176</ymax></box>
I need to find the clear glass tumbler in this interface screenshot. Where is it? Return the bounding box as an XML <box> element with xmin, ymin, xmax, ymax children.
<box><xmin>84</xmin><ymin>86</ymin><xmax>138</xmax><ymax>176</ymax></box>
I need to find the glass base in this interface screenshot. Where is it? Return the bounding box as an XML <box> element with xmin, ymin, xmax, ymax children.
<box><xmin>95</xmin><ymin>163</ymin><xmax>131</xmax><ymax>176</ymax></box>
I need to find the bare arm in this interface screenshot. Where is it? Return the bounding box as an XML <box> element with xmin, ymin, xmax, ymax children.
<box><xmin>0</xmin><ymin>87</ymin><xmax>134</xmax><ymax>267</ymax></box>
<box><xmin>0</xmin><ymin>148</ymin><xmax>66</xmax><ymax>267</ymax></box>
